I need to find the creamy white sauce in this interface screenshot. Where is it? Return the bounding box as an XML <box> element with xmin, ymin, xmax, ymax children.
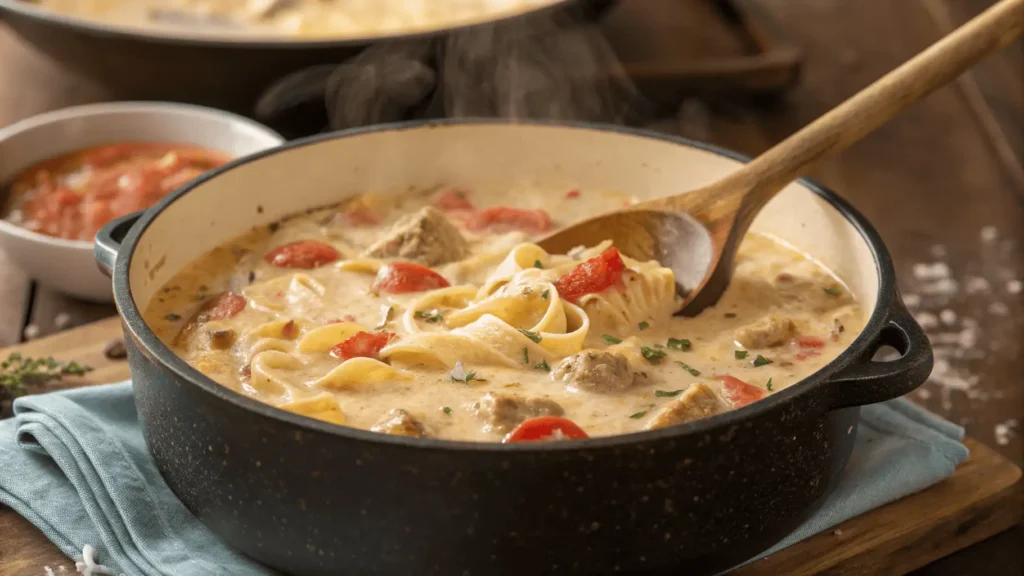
<box><xmin>145</xmin><ymin>185</ymin><xmax>865</xmax><ymax>442</ymax></box>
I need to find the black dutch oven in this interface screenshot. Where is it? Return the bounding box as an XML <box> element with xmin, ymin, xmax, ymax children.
<box><xmin>94</xmin><ymin>120</ymin><xmax>931</xmax><ymax>575</ymax></box>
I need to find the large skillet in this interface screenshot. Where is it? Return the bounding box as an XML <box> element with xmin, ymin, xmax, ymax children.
<box><xmin>0</xmin><ymin>0</ymin><xmax>612</xmax><ymax>115</ymax></box>
<box><xmin>95</xmin><ymin>120</ymin><xmax>931</xmax><ymax>575</ymax></box>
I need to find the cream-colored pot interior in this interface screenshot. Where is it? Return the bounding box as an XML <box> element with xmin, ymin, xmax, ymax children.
<box><xmin>127</xmin><ymin>123</ymin><xmax>881</xmax><ymax>317</ymax></box>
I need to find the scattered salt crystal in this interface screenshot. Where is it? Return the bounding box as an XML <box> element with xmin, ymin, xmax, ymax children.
<box><xmin>988</xmin><ymin>302</ymin><xmax>1009</xmax><ymax>316</ymax></box>
<box><xmin>914</xmin><ymin>312</ymin><xmax>939</xmax><ymax>330</ymax></box>
<box><xmin>833</xmin><ymin>528</ymin><xmax>844</xmax><ymax>536</ymax></box>
<box><xmin>23</xmin><ymin>324</ymin><xmax>39</xmax><ymax>340</ymax></box>
<box><xmin>74</xmin><ymin>545</ymin><xmax>116</xmax><ymax>576</ymax></box>
<box><xmin>980</xmin><ymin>226</ymin><xmax>998</xmax><ymax>242</ymax></box>
<box><xmin>994</xmin><ymin>420</ymin><xmax>1017</xmax><ymax>446</ymax></box>
<box><xmin>45</xmin><ymin>567</ymin><xmax>56</xmax><ymax>576</ymax></box>
<box><xmin>965</xmin><ymin>276</ymin><xmax>991</xmax><ymax>294</ymax></box>
<box><xmin>939</xmin><ymin>309</ymin><xmax>957</xmax><ymax>325</ymax></box>
<box><xmin>54</xmin><ymin>313</ymin><xmax>72</xmax><ymax>330</ymax></box>
<box><xmin>1007</xmin><ymin>279</ymin><xmax>1022</xmax><ymax>295</ymax></box>
<box><xmin>917</xmin><ymin>388</ymin><xmax>932</xmax><ymax>400</ymax></box>
<box><xmin>913</xmin><ymin>262</ymin><xmax>951</xmax><ymax>280</ymax></box>
<box><xmin>918</xmin><ymin>278</ymin><xmax>959</xmax><ymax>295</ymax></box>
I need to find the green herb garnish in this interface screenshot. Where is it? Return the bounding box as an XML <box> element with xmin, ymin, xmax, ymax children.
<box><xmin>824</xmin><ymin>287</ymin><xmax>842</xmax><ymax>296</ymax></box>
<box><xmin>638</xmin><ymin>321</ymin><xmax>650</xmax><ymax>331</ymax></box>
<box><xmin>534</xmin><ymin>360</ymin><xmax>551</xmax><ymax>372</ymax></box>
<box><xmin>415</xmin><ymin>310</ymin><xmax>444</xmax><ymax>323</ymax></box>
<box><xmin>629</xmin><ymin>410</ymin><xmax>648</xmax><ymax>419</ymax></box>
<box><xmin>442</xmin><ymin>406</ymin><xmax>453</xmax><ymax>415</ymax></box>
<box><xmin>1</xmin><ymin>353</ymin><xmax>93</xmax><ymax>399</ymax></box>
<box><xmin>667</xmin><ymin>338</ymin><xmax>691</xmax><ymax>351</ymax></box>
<box><xmin>641</xmin><ymin>347</ymin><xmax>667</xmax><ymax>364</ymax></box>
<box><xmin>653</xmin><ymin>343</ymin><xmax>665</xmax><ymax>348</ymax></box>
<box><xmin>752</xmin><ymin>354</ymin><xmax>773</xmax><ymax>367</ymax></box>
<box><xmin>655</xmin><ymin>390</ymin><xmax>683</xmax><ymax>398</ymax></box>
<box><xmin>519</xmin><ymin>329</ymin><xmax>543</xmax><ymax>343</ymax></box>
<box><xmin>541</xmin><ymin>289</ymin><xmax>550</xmax><ymax>300</ymax></box>
<box><xmin>165</xmin><ymin>313</ymin><xmax>181</xmax><ymax>321</ymax></box>
<box><xmin>534</xmin><ymin>259</ymin><xmax>543</xmax><ymax>269</ymax></box>
<box><xmin>675</xmin><ymin>361</ymin><xmax>701</xmax><ymax>377</ymax></box>
<box><xmin>735</xmin><ymin>350</ymin><xmax>748</xmax><ymax>360</ymax></box>
<box><xmin>602</xmin><ymin>334</ymin><xmax>622</xmax><ymax>344</ymax></box>
<box><xmin>522</xmin><ymin>347</ymin><xmax>529</xmax><ymax>364</ymax></box>
<box><xmin>766</xmin><ymin>378</ymin><xmax>774</xmax><ymax>392</ymax></box>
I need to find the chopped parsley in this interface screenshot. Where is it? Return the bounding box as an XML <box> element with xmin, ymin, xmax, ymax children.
<box><xmin>450</xmin><ymin>361</ymin><xmax>486</xmax><ymax>383</ymax></box>
<box><xmin>534</xmin><ymin>259</ymin><xmax>543</xmax><ymax>269</ymax></box>
<box><xmin>442</xmin><ymin>406</ymin><xmax>453</xmax><ymax>415</ymax></box>
<box><xmin>734</xmin><ymin>350</ymin><xmax>748</xmax><ymax>360</ymax></box>
<box><xmin>824</xmin><ymin>287</ymin><xmax>842</xmax><ymax>296</ymax></box>
<box><xmin>641</xmin><ymin>346</ymin><xmax>667</xmax><ymax>364</ymax></box>
<box><xmin>165</xmin><ymin>313</ymin><xmax>181</xmax><ymax>321</ymax></box>
<box><xmin>675</xmin><ymin>361</ymin><xmax>701</xmax><ymax>377</ymax></box>
<box><xmin>522</xmin><ymin>347</ymin><xmax>530</xmax><ymax>364</ymax></box>
<box><xmin>414</xmin><ymin>310</ymin><xmax>444</xmax><ymax>323</ymax></box>
<box><xmin>638</xmin><ymin>321</ymin><xmax>650</xmax><ymax>331</ymax></box>
<box><xmin>766</xmin><ymin>378</ymin><xmax>774</xmax><ymax>392</ymax></box>
<box><xmin>667</xmin><ymin>338</ymin><xmax>691</xmax><ymax>351</ymax></box>
<box><xmin>655</xmin><ymin>389</ymin><xmax>683</xmax><ymax>398</ymax></box>
<box><xmin>541</xmin><ymin>289</ymin><xmax>550</xmax><ymax>300</ymax></box>
<box><xmin>534</xmin><ymin>360</ymin><xmax>551</xmax><ymax>372</ymax></box>
<box><xmin>602</xmin><ymin>334</ymin><xmax>622</xmax><ymax>344</ymax></box>
<box><xmin>1</xmin><ymin>353</ymin><xmax>93</xmax><ymax>399</ymax></box>
<box><xmin>752</xmin><ymin>354</ymin><xmax>773</xmax><ymax>367</ymax></box>
<box><xmin>629</xmin><ymin>410</ymin><xmax>648</xmax><ymax>419</ymax></box>
<box><xmin>653</xmin><ymin>343</ymin><xmax>665</xmax><ymax>348</ymax></box>
<box><xmin>519</xmin><ymin>329</ymin><xmax>543</xmax><ymax>343</ymax></box>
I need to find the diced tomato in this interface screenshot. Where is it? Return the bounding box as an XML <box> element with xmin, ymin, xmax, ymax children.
<box><xmin>198</xmin><ymin>292</ymin><xmax>247</xmax><ymax>322</ymax></box>
<box><xmin>503</xmin><ymin>417</ymin><xmax>589</xmax><ymax>443</ymax></box>
<box><xmin>795</xmin><ymin>351</ymin><xmax>821</xmax><ymax>361</ymax></box>
<box><xmin>330</xmin><ymin>331</ymin><xmax>395</xmax><ymax>360</ymax></box>
<box><xmin>796</xmin><ymin>336</ymin><xmax>826</xmax><ymax>348</ymax></box>
<box><xmin>338</xmin><ymin>205</ymin><xmax>380</xmax><ymax>227</ymax></box>
<box><xmin>465</xmin><ymin>206</ymin><xmax>553</xmax><ymax>234</ymax></box>
<box><xmin>372</xmin><ymin>262</ymin><xmax>450</xmax><ymax>294</ymax></box>
<box><xmin>565</xmin><ymin>189</ymin><xmax>581</xmax><ymax>199</ymax></box>
<box><xmin>282</xmin><ymin>320</ymin><xmax>298</xmax><ymax>339</ymax></box>
<box><xmin>264</xmin><ymin>240</ymin><xmax>340</xmax><ymax>269</ymax></box>
<box><xmin>553</xmin><ymin>247</ymin><xmax>627</xmax><ymax>303</ymax></box>
<box><xmin>434</xmin><ymin>188</ymin><xmax>474</xmax><ymax>211</ymax></box>
<box><xmin>326</xmin><ymin>314</ymin><xmax>358</xmax><ymax>325</ymax></box>
<box><xmin>719</xmin><ymin>376</ymin><xmax>768</xmax><ymax>408</ymax></box>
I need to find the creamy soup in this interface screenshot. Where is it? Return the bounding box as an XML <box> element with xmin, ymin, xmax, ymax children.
<box><xmin>144</xmin><ymin>186</ymin><xmax>865</xmax><ymax>443</ymax></box>
<box><xmin>29</xmin><ymin>0</ymin><xmax>560</xmax><ymax>38</ymax></box>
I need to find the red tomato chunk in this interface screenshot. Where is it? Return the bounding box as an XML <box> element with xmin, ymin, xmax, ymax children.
<box><xmin>719</xmin><ymin>376</ymin><xmax>768</xmax><ymax>408</ymax></box>
<box><xmin>197</xmin><ymin>292</ymin><xmax>247</xmax><ymax>322</ymax></box>
<box><xmin>465</xmin><ymin>207</ymin><xmax>553</xmax><ymax>234</ymax></box>
<box><xmin>434</xmin><ymin>188</ymin><xmax>475</xmax><ymax>211</ymax></box>
<box><xmin>553</xmin><ymin>247</ymin><xmax>627</xmax><ymax>303</ymax></box>
<box><xmin>372</xmin><ymin>262</ymin><xmax>450</xmax><ymax>294</ymax></box>
<box><xmin>330</xmin><ymin>331</ymin><xmax>395</xmax><ymax>360</ymax></box>
<box><xmin>503</xmin><ymin>417</ymin><xmax>589</xmax><ymax>443</ymax></box>
<box><xmin>3</xmin><ymin>142</ymin><xmax>228</xmax><ymax>241</ymax></box>
<box><xmin>264</xmin><ymin>240</ymin><xmax>340</xmax><ymax>269</ymax></box>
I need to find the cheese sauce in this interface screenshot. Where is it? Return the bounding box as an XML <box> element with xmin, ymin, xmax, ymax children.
<box><xmin>145</xmin><ymin>185</ymin><xmax>865</xmax><ymax>442</ymax></box>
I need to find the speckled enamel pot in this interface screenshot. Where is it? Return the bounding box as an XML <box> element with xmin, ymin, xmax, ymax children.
<box><xmin>95</xmin><ymin>120</ymin><xmax>932</xmax><ymax>576</ymax></box>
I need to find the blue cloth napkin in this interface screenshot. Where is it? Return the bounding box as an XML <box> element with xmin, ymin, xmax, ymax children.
<box><xmin>0</xmin><ymin>382</ymin><xmax>969</xmax><ymax>576</ymax></box>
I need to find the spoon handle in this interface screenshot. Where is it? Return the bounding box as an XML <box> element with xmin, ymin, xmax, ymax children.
<box><xmin>688</xmin><ymin>0</ymin><xmax>1024</xmax><ymax>216</ymax></box>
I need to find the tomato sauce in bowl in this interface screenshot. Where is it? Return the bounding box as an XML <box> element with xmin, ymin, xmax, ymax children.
<box><xmin>2</xmin><ymin>142</ymin><xmax>230</xmax><ymax>242</ymax></box>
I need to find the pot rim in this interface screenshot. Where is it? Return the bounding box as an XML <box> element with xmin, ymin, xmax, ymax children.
<box><xmin>111</xmin><ymin>118</ymin><xmax>896</xmax><ymax>453</ymax></box>
<box><xmin>0</xmin><ymin>0</ymin><xmax>580</xmax><ymax>49</ymax></box>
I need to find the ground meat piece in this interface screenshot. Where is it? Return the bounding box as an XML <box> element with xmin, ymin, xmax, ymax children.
<box><xmin>551</xmin><ymin>350</ymin><xmax>641</xmax><ymax>393</ymax></box>
<box><xmin>734</xmin><ymin>314</ymin><xmax>796</xmax><ymax>349</ymax></box>
<box><xmin>645</xmin><ymin>383</ymin><xmax>725</xmax><ymax>429</ymax></box>
<box><xmin>362</xmin><ymin>206</ymin><xmax>468</xmax><ymax>266</ymax></box>
<box><xmin>474</xmin><ymin>393</ymin><xmax>564</xmax><ymax>433</ymax></box>
<box><xmin>371</xmin><ymin>409</ymin><xmax>428</xmax><ymax>437</ymax></box>
<box><xmin>206</xmin><ymin>329</ymin><xmax>236</xmax><ymax>350</ymax></box>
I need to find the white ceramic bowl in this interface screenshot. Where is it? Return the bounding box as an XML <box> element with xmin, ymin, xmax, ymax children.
<box><xmin>0</xmin><ymin>101</ymin><xmax>284</xmax><ymax>302</ymax></box>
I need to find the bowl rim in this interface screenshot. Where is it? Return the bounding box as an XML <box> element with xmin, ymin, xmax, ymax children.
<box><xmin>112</xmin><ymin>118</ymin><xmax>896</xmax><ymax>453</ymax></box>
<box><xmin>0</xmin><ymin>0</ymin><xmax>579</xmax><ymax>48</ymax></box>
<box><xmin>0</xmin><ymin>100</ymin><xmax>285</xmax><ymax>249</ymax></box>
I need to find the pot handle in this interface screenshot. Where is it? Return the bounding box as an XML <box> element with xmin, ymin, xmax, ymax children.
<box><xmin>94</xmin><ymin>211</ymin><xmax>144</xmax><ymax>278</ymax></box>
<box><xmin>824</xmin><ymin>296</ymin><xmax>933</xmax><ymax>410</ymax></box>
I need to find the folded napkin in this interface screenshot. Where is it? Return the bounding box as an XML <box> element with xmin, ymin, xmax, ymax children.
<box><xmin>0</xmin><ymin>382</ymin><xmax>969</xmax><ymax>576</ymax></box>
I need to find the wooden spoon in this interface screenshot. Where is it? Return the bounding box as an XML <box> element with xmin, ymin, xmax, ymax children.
<box><xmin>538</xmin><ymin>0</ymin><xmax>1024</xmax><ymax>316</ymax></box>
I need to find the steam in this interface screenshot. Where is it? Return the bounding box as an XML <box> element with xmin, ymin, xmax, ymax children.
<box><xmin>255</xmin><ymin>6</ymin><xmax>650</xmax><ymax>131</ymax></box>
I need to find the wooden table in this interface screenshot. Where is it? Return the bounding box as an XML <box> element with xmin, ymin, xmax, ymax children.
<box><xmin>1</xmin><ymin>0</ymin><xmax>1021</xmax><ymax>574</ymax></box>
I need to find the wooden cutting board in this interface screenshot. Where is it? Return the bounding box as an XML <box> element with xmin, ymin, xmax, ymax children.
<box><xmin>0</xmin><ymin>317</ymin><xmax>1020</xmax><ymax>576</ymax></box>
